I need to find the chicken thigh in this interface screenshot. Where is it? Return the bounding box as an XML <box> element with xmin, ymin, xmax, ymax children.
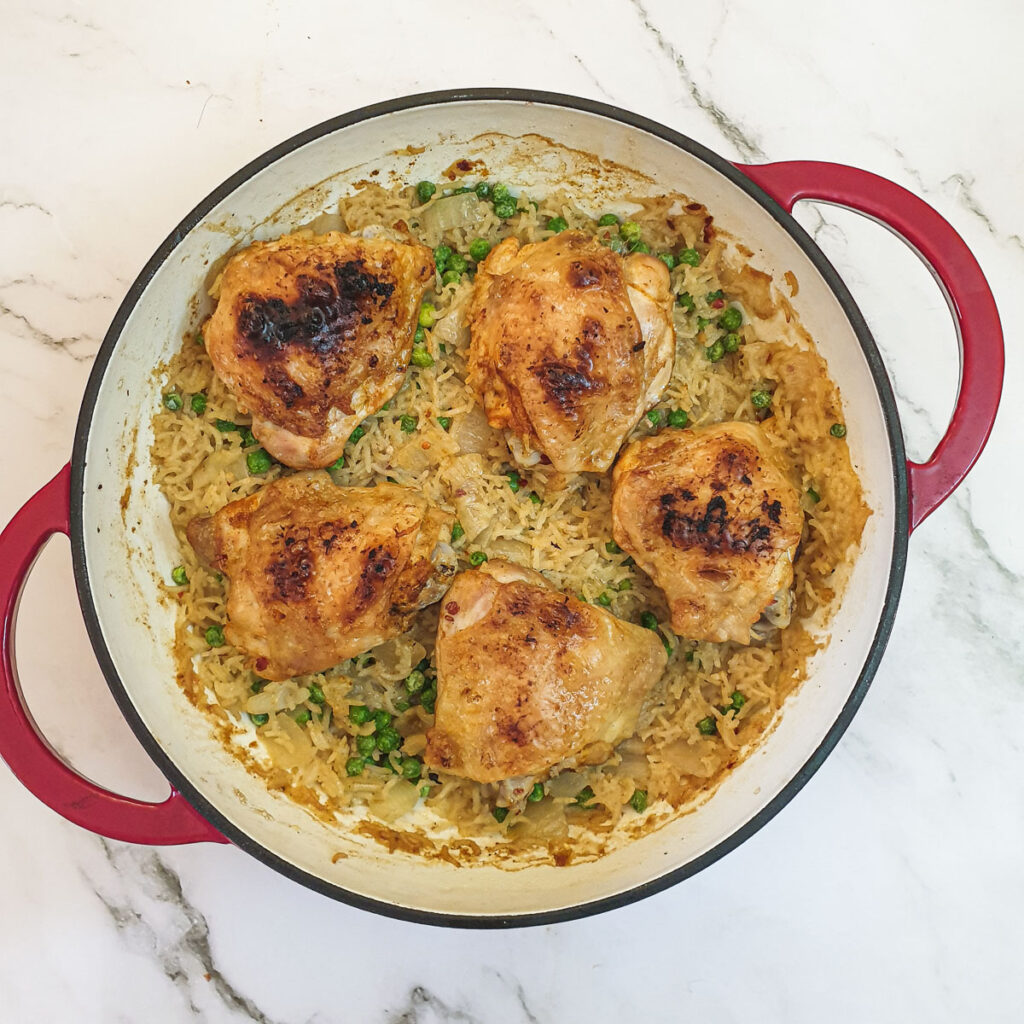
<box><xmin>467</xmin><ymin>231</ymin><xmax>674</xmax><ymax>475</ymax></box>
<box><xmin>203</xmin><ymin>231</ymin><xmax>433</xmax><ymax>469</ymax></box>
<box><xmin>424</xmin><ymin>560</ymin><xmax>667</xmax><ymax>783</ymax></box>
<box><xmin>187</xmin><ymin>473</ymin><xmax>455</xmax><ymax>680</ymax></box>
<box><xmin>611</xmin><ymin>422</ymin><xmax>804</xmax><ymax>645</ymax></box>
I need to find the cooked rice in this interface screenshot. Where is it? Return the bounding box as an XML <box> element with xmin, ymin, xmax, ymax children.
<box><xmin>151</xmin><ymin>179</ymin><xmax>869</xmax><ymax>864</ymax></box>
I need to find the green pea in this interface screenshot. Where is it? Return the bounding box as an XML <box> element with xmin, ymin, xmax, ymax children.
<box><xmin>469</xmin><ymin>237</ymin><xmax>491</xmax><ymax>262</ymax></box>
<box><xmin>440</xmin><ymin>270</ymin><xmax>459</xmax><ymax>286</ymax></box>
<box><xmin>629</xmin><ymin>789</ymin><xmax>648</xmax><ymax>813</ymax></box>
<box><xmin>575</xmin><ymin>785</ymin><xmax>596</xmax><ymax>808</ymax></box>
<box><xmin>418</xmin><ymin>303</ymin><xmax>437</xmax><ymax>328</ymax></box>
<box><xmin>433</xmin><ymin>244</ymin><xmax>452</xmax><ymax>273</ymax></box>
<box><xmin>493</xmin><ymin>198</ymin><xmax>517</xmax><ymax>219</ymax></box>
<box><xmin>597</xmin><ymin>213</ymin><xmax>619</xmax><ymax>226</ymax></box>
<box><xmin>375</xmin><ymin>726</ymin><xmax>401</xmax><ymax>753</ymax></box>
<box><xmin>345</xmin><ymin>756</ymin><xmax>364</xmax><ymax>776</ymax></box>
<box><xmin>205</xmin><ymin>625</ymin><xmax>225</xmax><ymax>647</ymax></box>
<box><xmin>246</xmin><ymin>449</ymin><xmax>272</xmax><ymax>474</ymax></box>
<box><xmin>632</xmin><ymin>241</ymin><xmax>651</xmax><ymax>254</ymax></box>
<box><xmin>668</xmin><ymin>408</ymin><xmax>688</xmax><ymax>428</ymax></box>
<box><xmin>678</xmin><ymin>248</ymin><xmax>701</xmax><ymax>267</ymax></box>
<box><xmin>595</xmin><ymin>592</ymin><xmax>612</xmax><ymax>607</ymax></box>
<box><xmin>491</xmin><ymin>183</ymin><xmax>510</xmax><ymax>202</ymax></box>
<box><xmin>420</xmin><ymin>785</ymin><xmax>431</xmax><ymax>798</ymax></box>
<box><xmin>729</xmin><ymin>691</ymin><xmax>747</xmax><ymax>712</ymax></box>
<box><xmin>437</xmin><ymin>416</ymin><xmax>452</xmax><ymax>431</ymax></box>
<box><xmin>640</xmin><ymin>611</ymin><xmax>658</xmax><ymax>631</ymax></box>
<box><xmin>657</xmin><ymin>252</ymin><xmax>676</xmax><ymax>270</ymax></box>
<box><xmin>751</xmin><ymin>390</ymin><xmax>773</xmax><ymax>409</ymax></box>
<box><xmin>190</xmin><ymin>393</ymin><xmax>207</xmax><ymax>415</ymax></box>
<box><xmin>214</xmin><ymin>418</ymin><xmax>236</xmax><ymax>432</ymax></box>
<box><xmin>411</xmin><ymin>347</ymin><xmax>435</xmax><ymax>368</ymax></box>
<box><xmin>373</xmin><ymin>709</ymin><xmax>393</xmax><ymax>731</ymax></box>
<box><xmin>414</xmin><ymin>326</ymin><xmax>426</xmax><ymax>345</ymax></box>
<box><xmin>401</xmin><ymin>757</ymin><xmax>422</xmax><ymax>781</ymax></box>
<box><xmin>448</xmin><ymin>253</ymin><xmax>468</xmax><ymax>276</ymax></box>
<box><xmin>723</xmin><ymin>333</ymin><xmax>741</xmax><ymax>354</ymax></box>
<box><xmin>831</xmin><ymin>423</ymin><xmax>847</xmax><ymax>438</ymax></box>
<box><xmin>616</xmin><ymin>579</ymin><xmax>632</xmax><ymax>592</ymax></box>
<box><xmin>677</xmin><ymin>291</ymin><xmax>696</xmax><ymax>311</ymax></box>
<box><xmin>807</xmin><ymin>487</ymin><xmax>821</xmax><ymax>504</ymax></box>
<box><xmin>527</xmin><ymin>782</ymin><xmax>545</xmax><ymax>802</ymax></box>
<box><xmin>405</xmin><ymin>670</ymin><xmax>426</xmax><ymax>694</ymax></box>
<box><xmin>416</xmin><ymin>181</ymin><xmax>436</xmax><ymax>204</ymax></box>
<box><xmin>705</xmin><ymin>340</ymin><xmax>725</xmax><ymax>363</ymax></box>
<box><xmin>293</xmin><ymin>708</ymin><xmax>311</xmax><ymax>726</ymax></box>
<box><xmin>249</xmin><ymin>713</ymin><xmax>269</xmax><ymax>727</ymax></box>
<box><xmin>469</xmin><ymin>551</ymin><xmax>488</xmax><ymax>566</ymax></box>
<box><xmin>163</xmin><ymin>392</ymin><xmax>183</xmax><ymax>412</ymax></box>
<box><xmin>170</xmin><ymin>565</ymin><xmax>188</xmax><ymax>586</ymax></box>
<box><xmin>697</xmin><ymin>716</ymin><xmax>717</xmax><ymax>736</ymax></box>
<box><xmin>356</xmin><ymin>734</ymin><xmax>376</xmax><ymax>757</ymax></box>
<box><xmin>547</xmin><ymin>216</ymin><xmax>568</xmax><ymax>233</ymax></box>
<box><xmin>606</xmin><ymin>540</ymin><xmax>622</xmax><ymax>554</ymax></box>
<box><xmin>420</xmin><ymin>686</ymin><xmax>436</xmax><ymax>715</ymax></box>
<box><xmin>348</xmin><ymin>704</ymin><xmax>371</xmax><ymax>725</ymax></box>
<box><xmin>451</xmin><ymin>522</ymin><xmax>465</xmax><ymax>543</ymax></box>
<box><xmin>453</xmin><ymin>185</ymin><xmax>473</xmax><ymax>195</ymax></box>
<box><xmin>528</xmin><ymin>492</ymin><xmax>542</xmax><ymax>505</ymax></box>
<box><xmin>329</xmin><ymin>455</ymin><xmax>345</xmax><ymax>470</ymax></box>
<box><xmin>492</xmin><ymin>806</ymin><xmax>509</xmax><ymax>823</ymax></box>
<box><xmin>400</xmin><ymin>414</ymin><xmax>417</xmax><ymax>433</ymax></box>
<box><xmin>646</xmin><ymin>409</ymin><xmax>662</xmax><ymax>427</ymax></box>
<box><xmin>348</xmin><ymin>425</ymin><xmax>365</xmax><ymax>445</ymax></box>
<box><xmin>706</xmin><ymin>289</ymin><xmax>725</xmax><ymax>303</ymax></box>
<box><xmin>251</xmin><ymin>678</ymin><xmax>268</xmax><ymax>694</ymax></box>
<box><xmin>239</xmin><ymin>427</ymin><xmax>256</xmax><ymax>447</ymax></box>
<box><xmin>605</xmin><ymin>236</ymin><xmax>627</xmax><ymax>255</ymax></box>
<box><xmin>475</xmin><ymin>181</ymin><xmax>492</xmax><ymax>199</ymax></box>
<box><xmin>394</xmin><ymin>698</ymin><xmax>410</xmax><ymax>712</ymax></box>
<box><xmin>719</xmin><ymin>306</ymin><xmax>743</xmax><ymax>331</ymax></box>
<box><xmin>619</xmin><ymin>221</ymin><xmax>641</xmax><ymax>243</ymax></box>
<box><xmin>307</xmin><ymin>683</ymin><xmax>325</xmax><ymax>705</ymax></box>
<box><xmin>697</xmin><ymin>316</ymin><xmax>711</xmax><ymax>331</ymax></box>
<box><xmin>506</xmin><ymin>471</ymin><xmax>520</xmax><ymax>493</ymax></box>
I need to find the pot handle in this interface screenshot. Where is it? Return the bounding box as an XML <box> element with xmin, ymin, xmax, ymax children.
<box><xmin>734</xmin><ymin>160</ymin><xmax>1003</xmax><ymax>532</ymax></box>
<box><xmin>0</xmin><ymin>464</ymin><xmax>228</xmax><ymax>845</ymax></box>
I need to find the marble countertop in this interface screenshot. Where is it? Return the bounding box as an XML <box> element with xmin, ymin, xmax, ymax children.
<box><xmin>1</xmin><ymin>1</ymin><xmax>1021</xmax><ymax>1020</ymax></box>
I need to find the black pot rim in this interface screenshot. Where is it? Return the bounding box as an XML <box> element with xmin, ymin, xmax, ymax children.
<box><xmin>69</xmin><ymin>87</ymin><xmax>909</xmax><ymax>930</ymax></box>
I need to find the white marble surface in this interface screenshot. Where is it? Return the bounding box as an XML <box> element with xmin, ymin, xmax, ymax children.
<box><xmin>1</xmin><ymin>1</ymin><xmax>1021</xmax><ymax>1020</ymax></box>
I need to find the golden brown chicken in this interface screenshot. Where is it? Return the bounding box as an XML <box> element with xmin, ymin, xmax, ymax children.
<box><xmin>203</xmin><ymin>231</ymin><xmax>433</xmax><ymax>469</ymax></box>
<box><xmin>611</xmin><ymin>422</ymin><xmax>804</xmax><ymax>645</ymax></box>
<box><xmin>467</xmin><ymin>231</ymin><xmax>674</xmax><ymax>475</ymax></box>
<box><xmin>424</xmin><ymin>559</ymin><xmax>667</xmax><ymax>784</ymax></box>
<box><xmin>186</xmin><ymin>473</ymin><xmax>455</xmax><ymax>681</ymax></box>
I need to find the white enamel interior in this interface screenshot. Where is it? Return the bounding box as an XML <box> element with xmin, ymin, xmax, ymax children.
<box><xmin>78</xmin><ymin>98</ymin><xmax>897</xmax><ymax>920</ymax></box>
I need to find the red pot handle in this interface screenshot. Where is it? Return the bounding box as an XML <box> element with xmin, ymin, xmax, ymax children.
<box><xmin>734</xmin><ymin>160</ymin><xmax>1003</xmax><ymax>533</ymax></box>
<box><xmin>0</xmin><ymin>464</ymin><xmax>228</xmax><ymax>845</ymax></box>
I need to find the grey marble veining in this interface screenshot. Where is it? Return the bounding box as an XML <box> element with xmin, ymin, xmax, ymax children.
<box><xmin>1</xmin><ymin>1</ymin><xmax>1022</xmax><ymax>1021</ymax></box>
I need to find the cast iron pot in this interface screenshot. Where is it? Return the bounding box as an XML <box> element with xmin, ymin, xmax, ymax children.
<box><xmin>0</xmin><ymin>90</ymin><xmax>1003</xmax><ymax>927</ymax></box>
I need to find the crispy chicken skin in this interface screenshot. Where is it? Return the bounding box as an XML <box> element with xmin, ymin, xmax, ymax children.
<box><xmin>186</xmin><ymin>473</ymin><xmax>455</xmax><ymax>681</ymax></box>
<box><xmin>612</xmin><ymin>422</ymin><xmax>803</xmax><ymax>644</ymax></box>
<box><xmin>467</xmin><ymin>231</ymin><xmax>674</xmax><ymax>474</ymax></box>
<box><xmin>204</xmin><ymin>232</ymin><xmax>433</xmax><ymax>469</ymax></box>
<box><xmin>424</xmin><ymin>560</ymin><xmax>667</xmax><ymax>783</ymax></box>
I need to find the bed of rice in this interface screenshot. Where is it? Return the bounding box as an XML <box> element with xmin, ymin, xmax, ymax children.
<box><xmin>151</xmin><ymin>178</ymin><xmax>869</xmax><ymax>865</ymax></box>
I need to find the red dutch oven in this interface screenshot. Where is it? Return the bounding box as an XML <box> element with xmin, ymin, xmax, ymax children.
<box><xmin>0</xmin><ymin>91</ymin><xmax>1003</xmax><ymax>926</ymax></box>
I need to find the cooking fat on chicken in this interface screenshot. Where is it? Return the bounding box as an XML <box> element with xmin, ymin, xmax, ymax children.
<box><xmin>424</xmin><ymin>559</ymin><xmax>667</xmax><ymax>784</ymax></box>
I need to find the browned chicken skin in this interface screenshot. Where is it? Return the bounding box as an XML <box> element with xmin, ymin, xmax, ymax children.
<box><xmin>204</xmin><ymin>232</ymin><xmax>433</xmax><ymax>469</ymax></box>
<box><xmin>187</xmin><ymin>473</ymin><xmax>455</xmax><ymax>681</ymax></box>
<box><xmin>424</xmin><ymin>560</ymin><xmax>667</xmax><ymax>784</ymax></box>
<box><xmin>611</xmin><ymin>423</ymin><xmax>804</xmax><ymax>644</ymax></box>
<box><xmin>467</xmin><ymin>231</ymin><xmax>674</xmax><ymax>474</ymax></box>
